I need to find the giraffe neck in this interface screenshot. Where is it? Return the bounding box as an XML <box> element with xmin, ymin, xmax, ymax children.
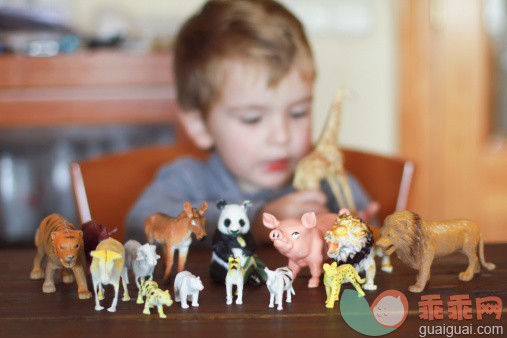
<box><xmin>315</xmin><ymin>89</ymin><xmax>346</xmax><ymax>152</ymax></box>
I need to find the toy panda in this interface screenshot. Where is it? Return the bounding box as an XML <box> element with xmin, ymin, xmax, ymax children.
<box><xmin>209</xmin><ymin>199</ymin><xmax>267</xmax><ymax>285</ymax></box>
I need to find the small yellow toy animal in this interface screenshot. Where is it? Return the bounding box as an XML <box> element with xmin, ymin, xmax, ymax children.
<box><xmin>139</xmin><ymin>279</ymin><xmax>173</xmax><ymax>318</ymax></box>
<box><xmin>323</xmin><ymin>262</ymin><xmax>365</xmax><ymax>309</ymax></box>
<box><xmin>30</xmin><ymin>214</ymin><xmax>91</xmax><ymax>299</ymax></box>
<box><xmin>90</xmin><ymin>238</ymin><xmax>130</xmax><ymax>312</ymax></box>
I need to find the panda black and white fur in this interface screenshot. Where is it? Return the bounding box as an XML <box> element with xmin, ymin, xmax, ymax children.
<box><xmin>209</xmin><ymin>199</ymin><xmax>260</xmax><ymax>285</ymax></box>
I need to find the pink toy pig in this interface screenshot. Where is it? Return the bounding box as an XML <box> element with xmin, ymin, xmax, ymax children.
<box><xmin>263</xmin><ymin>212</ymin><xmax>339</xmax><ymax>288</ymax></box>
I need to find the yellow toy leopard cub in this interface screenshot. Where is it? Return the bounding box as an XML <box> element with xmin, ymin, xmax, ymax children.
<box><xmin>138</xmin><ymin>279</ymin><xmax>173</xmax><ymax>318</ymax></box>
<box><xmin>323</xmin><ymin>262</ymin><xmax>365</xmax><ymax>309</ymax></box>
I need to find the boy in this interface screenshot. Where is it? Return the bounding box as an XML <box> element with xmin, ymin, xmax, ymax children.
<box><xmin>126</xmin><ymin>0</ymin><xmax>376</xmax><ymax>246</ymax></box>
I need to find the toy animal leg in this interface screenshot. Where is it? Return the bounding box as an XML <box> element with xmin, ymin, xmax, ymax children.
<box><xmin>98</xmin><ymin>284</ymin><xmax>105</xmax><ymax>300</ymax></box>
<box><xmin>157</xmin><ymin>305</ymin><xmax>167</xmax><ymax>318</ymax></box>
<box><xmin>308</xmin><ymin>264</ymin><xmax>322</xmax><ymax>288</ymax></box>
<box><xmin>381</xmin><ymin>255</ymin><xmax>393</xmax><ymax>273</ymax></box>
<box><xmin>122</xmin><ymin>272</ymin><xmax>130</xmax><ymax>301</ymax></box>
<box><xmin>107</xmin><ymin>283</ymin><xmax>119</xmax><ymax>312</ymax></box>
<box><xmin>409</xmin><ymin>254</ymin><xmax>433</xmax><ymax>293</ymax></box>
<box><xmin>135</xmin><ymin>276</ymin><xmax>142</xmax><ymax>289</ymax></box>
<box><xmin>93</xmin><ymin>281</ymin><xmax>104</xmax><ymax>311</ymax></box>
<box><xmin>191</xmin><ymin>292</ymin><xmax>199</xmax><ymax>307</ymax></box>
<box><xmin>363</xmin><ymin>261</ymin><xmax>377</xmax><ymax>290</ymax></box>
<box><xmin>236</xmin><ymin>283</ymin><xmax>243</xmax><ymax>305</ymax></box>
<box><xmin>136</xmin><ymin>290</ymin><xmax>144</xmax><ymax>304</ymax></box>
<box><xmin>61</xmin><ymin>269</ymin><xmax>74</xmax><ymax>283</ymax></box>
<box><xmin>286</xmin><ymin>287</ymin><xmax>294</xmax><ymax>303</ymax></box>
<box><xmin>288</xmin><ymin>260</ymin><xmax>301</xmax><ymax>279</ymax></box>
<box><xmin>459</xmin><ymin>243</ymin><xmax>480</xmax><ymax>282</ymax></box>
<box><xmin>226</xmin><ymin>284</ymin><xmax>233</xmax><ymax>305</ymax></box>
<box><xmin>30</xmin><ymin>250</ymin><xmax>45</xmax><ymax>280</ymax></box>
<box><xmin>163</xmin><ymin>243</ymin><xmax>175</xmax><ymax>281</ymax></box>
<box><xmin>327</xmin><ymin>176</ymin><xmax>347</xmax><ymax>212</ymax></box>
<box><xmin>351</xmin><ymin>278</ymin><xmax>365</xmax><ymax>297</ymax></box>
<box><xmin>42</xmin><ymin>262</ymin><xmax>57</xmax><ymax>293</ymax></box>
<box><xmin>181</xmin><ymin>291</ymin><xmax>189</xmax><ymax>309</ymax></box>
<box><xmin>276</xmin><ymin>290</ymin><xmax>283</xmax><ymax>310</ymax></box>
<box><xmin>72</xmin><ymin>265</ymin><xmax>92</xmax><ymax>299</ymax></box>
<box><xmin>268</xmin><ymin>292</ymin><xmax>275</xmax><ymax>308</ymax></box>
<box><xmin>177</xmin><ymin>246</ymin><xmax>189</xmax><ymax>272</ymax></box>
<box><xmin>143</xmin><ymin>302</ymin><xmax>151</xmax><ymax>315</ymax></box>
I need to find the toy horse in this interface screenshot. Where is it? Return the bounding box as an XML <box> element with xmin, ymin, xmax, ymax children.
<box><xmin>145</xmin><ymin>201</ymin><xmax>208</xmax><ymax>281</ymax></box>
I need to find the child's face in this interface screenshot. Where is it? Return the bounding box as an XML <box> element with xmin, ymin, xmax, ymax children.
<box><xmin>185</xmin><ymin>61</ymin><xmax>312</xmax><ymax>193</ymax></box>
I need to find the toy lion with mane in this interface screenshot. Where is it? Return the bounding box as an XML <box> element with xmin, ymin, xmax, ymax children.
<box><xmin>376</xmin><ymin>210</ymin><xmax>495</xmax><ymax>293</ymax></box>
<box><xmin>325</xmin><ymin>211</ymin><xmax>392</xmax><ymax>291</ymax></box>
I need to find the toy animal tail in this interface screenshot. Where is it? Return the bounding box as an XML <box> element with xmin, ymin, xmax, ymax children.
<box><xmin>290</xmin><ymin>286</ymin><xmax>295</xmax><ymax>295</ymax></box>
<box><xmin>479</xmin><ymin>234</ymin><xmax>496</xmax><ymax>271</ymax></box>
<box><xmin>354</xmin><ymin>268</ymin><xmax>366</xmax><ymax>284</ymax></box>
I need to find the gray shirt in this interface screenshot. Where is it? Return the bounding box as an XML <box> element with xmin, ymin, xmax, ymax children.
<box><xmin>125</xmin><ymin>151</ymin><xmax>372</xmax><ymax>247</ymax></box>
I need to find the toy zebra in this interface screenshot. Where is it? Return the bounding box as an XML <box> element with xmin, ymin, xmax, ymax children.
<box><xmin>264</xmin><ymin>266</ymin><xmax>295</xmax><ymax>310</ymax></box>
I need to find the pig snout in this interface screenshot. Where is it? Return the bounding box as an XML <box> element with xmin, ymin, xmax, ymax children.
<box><xmin>269</xmin><ymin>230</ymin><xmax>292</xmax><ymax>252</ymax></box>
<box><xmin>269</xmin><ymin>230</ymin><xmax>282</xmax><ymax>241</ymax></box>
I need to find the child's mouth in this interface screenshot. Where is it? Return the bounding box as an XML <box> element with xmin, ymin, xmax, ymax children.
<box><xmin>264</xmin><ymin>159</ymin><xmax>289</xmax><ymax>171</ymax></box>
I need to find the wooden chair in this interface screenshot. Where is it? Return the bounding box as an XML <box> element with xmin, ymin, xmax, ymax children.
<box><xmin>70</xmin><ymin>143</ymin><xmax>208</xmax><ymax>241</ymax></box>
<box><xmin>342</xmin><ymin>148</ymin><xmax>414</xmax><ymax>224</ymax></box>
<box><xmin>70</xmin><ymin>145</ymin><xmax>413</xmax><ymax>241</ymax></box>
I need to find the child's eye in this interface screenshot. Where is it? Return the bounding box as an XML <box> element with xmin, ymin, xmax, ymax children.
<box><xmin>240</xmin><ymin>116</ymin><xmax>261</xmax><ymax>124</ymax></box>
<box><xmin>290</xmin><ymin>110</ymin><xmax>309</xmax><ymax>119</ymax></box>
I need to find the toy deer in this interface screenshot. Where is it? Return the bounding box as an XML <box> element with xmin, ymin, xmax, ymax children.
<box><xmin>145</xmin><ymin>201</ymin><xmax>208</xmax><ymax>281</ymax></box>
<box><xmin>293</xmin><ymin>88</ymin><xmax>356</xmax><ymax>212</ymax></box>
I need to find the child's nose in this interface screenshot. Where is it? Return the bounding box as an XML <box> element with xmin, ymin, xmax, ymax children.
<box><xmin>268</xmin><ymin>117</ymin><xmax>290</xmax><ymax>145</ymax></box>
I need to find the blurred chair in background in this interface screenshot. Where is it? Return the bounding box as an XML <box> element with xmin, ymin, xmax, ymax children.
<box><xmin>71</xmin><ymin>145</ymin><xmax>413</xmax><ymax>242</ymax></box>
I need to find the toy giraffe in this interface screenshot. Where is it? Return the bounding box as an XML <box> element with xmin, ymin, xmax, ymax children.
<box><xmin>293</xmin><ymin>87</ymin><xmax>356</xmax><ymax>212</ymax></box>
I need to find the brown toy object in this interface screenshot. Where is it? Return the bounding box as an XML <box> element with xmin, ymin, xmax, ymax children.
<box><xmin>145</xmin><ymin>201</ymin><xmax>208</xmax><ymax>281</ymax></box>
<box><xmin>30</xmin><ymin>214</ymin><xmax>92</xmax><ymax>299</ymax></box>
<box><xmin>293</xmin><ymin>88</ymin><xmax>356</xmax><ymax>212</ymax></box>
<box><xmin>376</xmin><ymin>210</ymin><xmax>496</xmax><ymax>293</ymax></box>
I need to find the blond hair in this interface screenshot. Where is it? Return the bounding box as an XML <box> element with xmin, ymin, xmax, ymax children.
<box><xmin>173</xmin><ymin>0</ymin><xmax>315</xmax><ymax>116</ymax></box>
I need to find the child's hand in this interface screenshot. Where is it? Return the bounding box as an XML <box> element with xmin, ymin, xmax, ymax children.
<box><xmin>262</xmin><ymin>189</ymin><xmax>329</xmax><ymax>220</ymax></box>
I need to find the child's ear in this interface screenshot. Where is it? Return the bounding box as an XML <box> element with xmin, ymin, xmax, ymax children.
<box><xmin>178</xmin><ymin>109</ymin><xmax>214</xmax><ymax>149</ymax></box>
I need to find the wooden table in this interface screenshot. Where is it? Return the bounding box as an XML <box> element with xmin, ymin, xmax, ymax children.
<box><xmin>1</xmin><ymin>245</ymin><xmax>505</xmax><ymax>337</ymax></box>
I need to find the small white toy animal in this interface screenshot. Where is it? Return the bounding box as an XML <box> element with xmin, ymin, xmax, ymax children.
<box><xmin>174</xmin><ymin>271</ymin><xmax>204</xmax><ymax>308</ymax></box>
<box><xmin>90</xmin><ymin>238</ymin><xmax>130</xmax><ymax>312</ymax></box>
<box><xmin>225</xmin><ymin>257</ymin><xmax>243</xmax><ymax>305</ymax></box>
<box><xmin>124</xmin><ymin>240</ymin><xmax>160</xmax><ymax>289</ymax></box>
<box><xmin>264</xmin><ymin>266</ymin><xmax>295</xmax><ymax>310</ymax></box>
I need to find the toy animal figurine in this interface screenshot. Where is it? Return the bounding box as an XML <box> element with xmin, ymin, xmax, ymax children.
<box><xmin>81</xmin><ymin>220</ymin><xmax>117</xmax><ymax>273</ymax></box>
<box><xmin>323</xmin><ymin>262</ymin><xmax>365</xmax><ymax>309</ymax></box>
<box><xmin>137</xmin><ymin>280</ymin><xmax>158</xmax><ymax>304</ymax></box>
<box><xmin>138</xmin><ymin>279</ymin><xmax>173</xmax><ymax>318</ymax></box>
<box><xmin>30</xmin><ymin>214</ymin><xmax>91</xmax><ymax>299</ymax></box>
<box><xmin>145</xmin><ymin>201</ymin><xmax>208</xmax><ymax>281</ymax></box>
<box><xmin>90</xmin><ymin>238</ymin><xmax>130</xmax><ymax>312</ymax></box>
<box><xmin>210</xmin><ymin>200</ymin><xmax>266</xmax><ymax>286</ymax></box>
<box><xmin>263</xmin><ymin>211</ymin><xmax>339</xmax><ymax>288</ymax></box>
<box><xmin>124</xmin><ymin>240</ymin><xmax>160</xmax><ymax>289</ymax></box>
<box><xmin>264</xmin><ymin>266</ymin><xmax>295</xmax><ymax>310</ymax></box>
<box><xmin>324</xmin><ymin>210</ymin><xmax>393</xmax><ymax>291</ymax></box>
<box><xmin>376</xmin><ymin>210</ymin><xmax>496</xmax><ymax>293</ymax></box>
<box><xmin>174</xmin><ymin>271</ymin><xmax>204</xmax><ymax>308</ymax></box>
<box><xmin>293</xmin><ymin>88</ymin><xmax>356</xmax><ymax>212</ymax></box>
<box><xmin>225</xmin><ymin>257</ymin><xmax>244</xmax><ymax>305</ymax></box>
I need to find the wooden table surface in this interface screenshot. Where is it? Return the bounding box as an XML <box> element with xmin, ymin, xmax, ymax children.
<box><xmin>1</xmin><ymin>244</ymin><xmax>506</xmax><ymax>337</ymax></box>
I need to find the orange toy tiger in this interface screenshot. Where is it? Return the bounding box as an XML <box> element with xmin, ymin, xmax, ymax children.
<box><xmin>30</xmin><ymin>214</ymin><xmax>91</xmax><ymax>299</ymax></box>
